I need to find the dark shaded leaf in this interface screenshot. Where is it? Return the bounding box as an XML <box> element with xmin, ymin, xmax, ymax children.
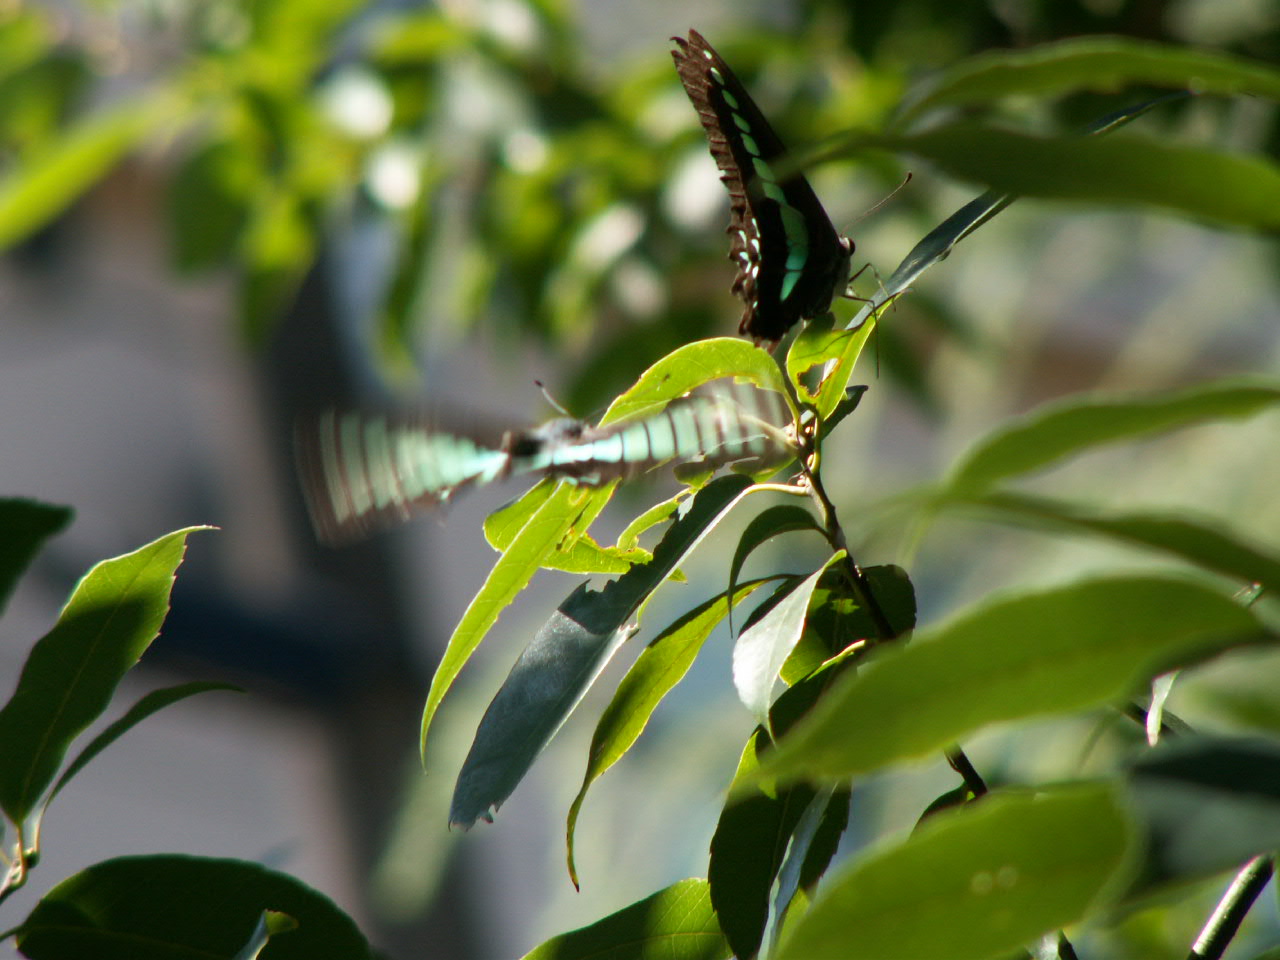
<box><xmin>15</xmin><ymin>854</ymin><xmax>371</xmax><ymax>960</ymax></box>
<box><xmin>0</xmin><ymin>498</ymin><xmax>71</xmax><ymax>617</ymax></box>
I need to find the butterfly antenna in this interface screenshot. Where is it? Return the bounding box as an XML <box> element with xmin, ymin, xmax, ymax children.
<box><xmin>534</xmin><ymin>380</ymin><xmax>572</xmax><ymax>417</ymax></box>
<box><xmin>841</xmin><ymin>171</ymin><xmax>913</xmax><ymax>236</ymax></box>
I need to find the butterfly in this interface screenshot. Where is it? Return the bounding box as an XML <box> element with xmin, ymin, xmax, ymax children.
<box><xmin>672</xmin><ymin>29</ymin><xmax>854</xmax><ymax>344</ymax></box>
<box><xmin>296</xmin><ymin>382</ymin><xmax>792</xmax><ymax>543</ymax></box>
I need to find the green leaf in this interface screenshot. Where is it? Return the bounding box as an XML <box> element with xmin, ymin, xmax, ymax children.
<box><xmin>486</xmin><ymin>481</ymin><xmax>634</xmax><ymax>574</ymax></box>
<box><xmin>598</xmin><ymin>338</ymin><xmax>789</xmax><ymax>427</ymax></box>
<box><xmin>958</xmin><ymin>492</ymin><xmax>1280</xmax><ymax>593</ymax></box>
<box><xmin>882</xmin><ymin>123</ymin><xmax>1280</xmax><ymax>229</ymax></box>
<box><xmin>484</xmin><ymin>480</ymin><xmax>560</xmax><ymax>551</ymax></box>
<box><xmin>14</xmin><ymin>854</ymin><xmax>372</xmax><ymax>960</ymax></box>
<box><xmin>0</xmin><ymin>89</ymin><xmax>179</xmax><ymax>251</ymax></box>
<box><xmin>1125</xmin><ymin>735</ymin><xmax>1280</xmax><ymax>896</ymax></box>
<box><xmin>0</xmin><ymin>499</ymin><xmax>71</xmax><ymax>617</ymax></box>
<box><xmin>48</xmin><ymin>682</ymin><xmax>242</xmax><ymax>805</ymax></box>
<box><xmin>567</xmin><ymin>579</ymin><xmax>770</xmax><ymax>887</ymax></box>
<box><xmin>810</xmin><ymin>318</ymin><xmax>876</xmax><ymax>420</ymax></box>
<box><xmin>734</xmin><ymin>553</ymin><xmax>845</xmax><ymax>726</ymax></box>
<box><xmin>711</xmin><ymin>733</ymin><xmax>819</xmax><ymax>960</ymax></box>
<box><xmin>780</xmin><ymin>564</ymin><xmax>916</xmax><ymax>686</ymax></box>
<box><xmin>168</xmin><ymin>139</ymin><xmax>255</xmax><ymax>273</ymax></box>
<box><xmin>450</xmin><ymin>475</ymin><xmax>758</xmax><ymax>827</ymax></box>
<box><xmin>710</xmin><ymin>648</ymin><xmax>867</xmax><ymax>960</ymax></box>
<box><xmin>232</xmin><ymin>911</ymin><xmax>299</xmax><ymax>960</ymax></box>
<box><xmin>520</xmin><ymin>877</ymin><xmax>730</xmax><ymax>960</ymax></box>
<box><xmin>772</xmin><ymin>786</ymin><xmax>851</xmax><ymax>950</ymax></box>
<box><xmin>727</xmin><ymin>503</ymin><xmax>824</xmax><ymax>627</ymax></box>
<box><xmin>866</xmin><ymin>95</ymin><xmax>1171</xmax><ymax>322</ymax></box>
<box><xmin>775</xmin><ymin>783</ymin><xmax>1134</xmax><ymax>960</ymax></box>
<box><xmin>0</xmin><ymin>527</ymin><xmax>209</xmax><ymax>824</ymax></box>
<box><xmin>751</xmin><ymin>576</ymin><xmax>1266</xmax><ymax>786</ymax></box>
<box><xmin>616</xmin><ymin>491</ymin><xmax>687</xmax><ymax>551</ymax></box>
<box><xmin>785</xmin><ymin>312</ymin><xmax>870</xmax><ymax>410</ymax></box>
<box><xmin>540</xmin><ymin>536</ymin><xmax>650</xmax><ymax>575</ymax></box>
<box><xmin>902</xmin><ymin>37</ymin><xmax>1280</xmax><ymax>124</ymax></box>
<box><xmin>420</xmin><ymin>483</ymin><xmax>605</xmax><ymax>762</ymax></box>
<box><xmin>944</xmin><ymin>380</ymin><xmax>1280</xmax><ymax>498</ymax></box>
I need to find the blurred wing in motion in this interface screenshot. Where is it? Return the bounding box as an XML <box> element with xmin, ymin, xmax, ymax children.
<box><xmin>296</xmin><ymin>382</ymin><xmax>793</xmax><ymax>543</ymax></box>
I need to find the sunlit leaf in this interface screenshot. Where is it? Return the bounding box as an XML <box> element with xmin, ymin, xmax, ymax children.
<box><xmin>0</xmin><ymin>527</ymin><xmax>209</xmax><ymax>824</ymax></box>
<box><xmin>451</xmin><ymin>476</ymin><xmax>758</xmax><ymax>827</ymax></box>
<box><xmin>420</xmin><ymin>483</ymin><xmax>605</xmax><ymax>762</ymax></box>
<box><xmin>520</xmin><ymin>877</ymin><xmax>730</xmax><ymax>960</ymax></box>
<box><xmin>598</xmin><ymin>339</ymin><xmax>789</xmax><ymax>427</ymax></box>
<box><xmin>751</xmin><ymin>576</ymin><xmax>1266</xmax><ymax>786</ymax></box>
<box><xmin>775</xmin><ymin>784</ymin><xmax>1134</xmax><ymax>960</ymax></box>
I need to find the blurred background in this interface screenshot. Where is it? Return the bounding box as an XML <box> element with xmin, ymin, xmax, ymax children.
<box><xmin>1</xmin><ymin>0</ymin><xmax>1277</xmax><ymax>957</ymax></box>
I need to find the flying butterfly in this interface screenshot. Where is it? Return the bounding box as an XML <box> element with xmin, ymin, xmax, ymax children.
<box><xmin>296</xmin><ymin>382</ymin><xmax>793</xmax><ymax>543</ymax></box>
<box><xmin>672</xmin><ymin>29</ymin><xmax>854</xmax><ymax>344</ymax></box>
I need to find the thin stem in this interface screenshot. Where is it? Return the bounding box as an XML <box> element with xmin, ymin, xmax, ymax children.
<box><xmin>1188</xmin><ymin>855</ymin><xmax>1274</xmax><ymax>960</ymax></box>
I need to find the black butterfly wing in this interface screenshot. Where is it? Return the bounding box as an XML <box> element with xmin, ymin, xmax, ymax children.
<box><xmin>672</xmin><ymin>30</ymin><xmax>852</xmax><ymax>343</ymax></box>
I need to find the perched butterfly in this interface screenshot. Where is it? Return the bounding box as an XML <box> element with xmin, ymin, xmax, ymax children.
<box><xmin>296</xmin><ymin>382</ymin><xmax>792</xmax><ymax>543</ymax></box>
<box><xmin>672</xmin><ymin>29</ymin><xmax>854</xmax><ymax>344</ymax></box>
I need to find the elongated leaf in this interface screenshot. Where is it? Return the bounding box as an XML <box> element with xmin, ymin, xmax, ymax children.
<box><xmin>1125</xmin><ymin>735</ymin><xmax>1280</xmax><ymax>896</ymax></box>
<box><xmin>484</xmin><ymin>479</ymin><xmax>568</xmax><ymax>551</ymax></box>
<box><xmin>567</xmin><ymin>579</ymin><xmax>770</xmax><ymax>886</ymax></box>
<box><xmin>0</xmin><ymin>499</ymin><xmax>71</xmax><ymax>616</ymax></box>
<box><xmin>451</xmin><ymin>475</ymin><xmax>758</xmax><ymax>827</ymax></box>
<box><xmin>420</xmin><ymin>483</ymin><xmax>607</xmax><ymax>761</ymax></box>
<box><xmin>812</xmin><ymin>313</ymin><xmax>878</xmax><ymax>419</ymax></box>
<box><xmin>616</xmin><ymin>491</ymin><xmax>687</xmax><ymax>550</ymax></box>
<box><xmin>959</xmin><ymin>492</ymin><xmax>1280</xmax><ymax>592</ymax></box>
<box><xmin>734</xmin><ymin>554</ymin><xmax>845</xmax><ymax>725</ymax></box>
<box><xmin>945</xmin><ymin>380</ymin><xmax>1280</xmax><ymax>498</ymax></box>
<box><xmin>520</xmin><ymin>877</ymin><xmax>730</xmax><ymax>960</ymax></box>
<box><xmin>49</xmin><ymin>681</ymin><xmax>242</xmax><ymax>804</ymax></box>
<box><xmin>727</xmin><ymin>503</ymin><xmax>824</xmax><ymax>630</ymax></box>
<box><xmin>450</xmin><ymin>587</ymin><xmax>639</xmax><ymax>828</ymax></box>
<box><xmin>15</xmin><ymin>854</ymin><xmax>371</xmax><ymax>960</ymax></box>
<box><xmin>901</xmin><ymin>37</ymin><xmax>1280</xmax><ymax>124</ymax></box>
<box><xmin>775</xmin><ymin>783</ymin><xmax>1134</xmax><ymax>960</ymax></box>
<box><xmin>711</xmin><ymin>732</ymin><xmax>818</xmax><ymax>960</ymax></box>
<box><xmin>0</xmin><ymin>89</ymin><xmax>178</xmax><ymax>251</ymax></box>
<box><xmin>0</xmin><ymin>527</ymin><xmax>208</xmax><ymax>824</ymax></box>
<box><xmin>751</xmin><ymin>576</ymin><xmax>1266</xmax><ymax>786</ymax></box>
<box><xmin>770</xmin><ymin>786</ymin><xmax>852</xmax><ymax>955</ymax></box>
<box><xmin>486</xmin><ymin>479</ymin><xmax>627</xmax><ymax>576</ymax></box>
<box><xmin>883</xmin><ymin>123</ymin><xmax>1280</xmax><ymax>229</ymax></box>
<box><xmin>711</xmin><ymin>643</ymin><xmax>867</xmax><ymax>960</ymax></box>
<box><xmin>834</xmin><ymin>94</ymin><xmax>1169</xmax><ymax>371</ymax></box>
<box><xmin>598</xmin><ymin>339</ymin><xmax>790</xmax><ymax>427</ymax></box>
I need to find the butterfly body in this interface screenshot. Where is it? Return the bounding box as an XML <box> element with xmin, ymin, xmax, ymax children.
<box><xmin>297</xmin><ymin>384</ymin><xmax>791</xmax><ymax>543</ymax></box>
<box><xmin>672</xmin><ymin>30</ymin><xmax>853</xmax><ymax>343</ymax></box>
